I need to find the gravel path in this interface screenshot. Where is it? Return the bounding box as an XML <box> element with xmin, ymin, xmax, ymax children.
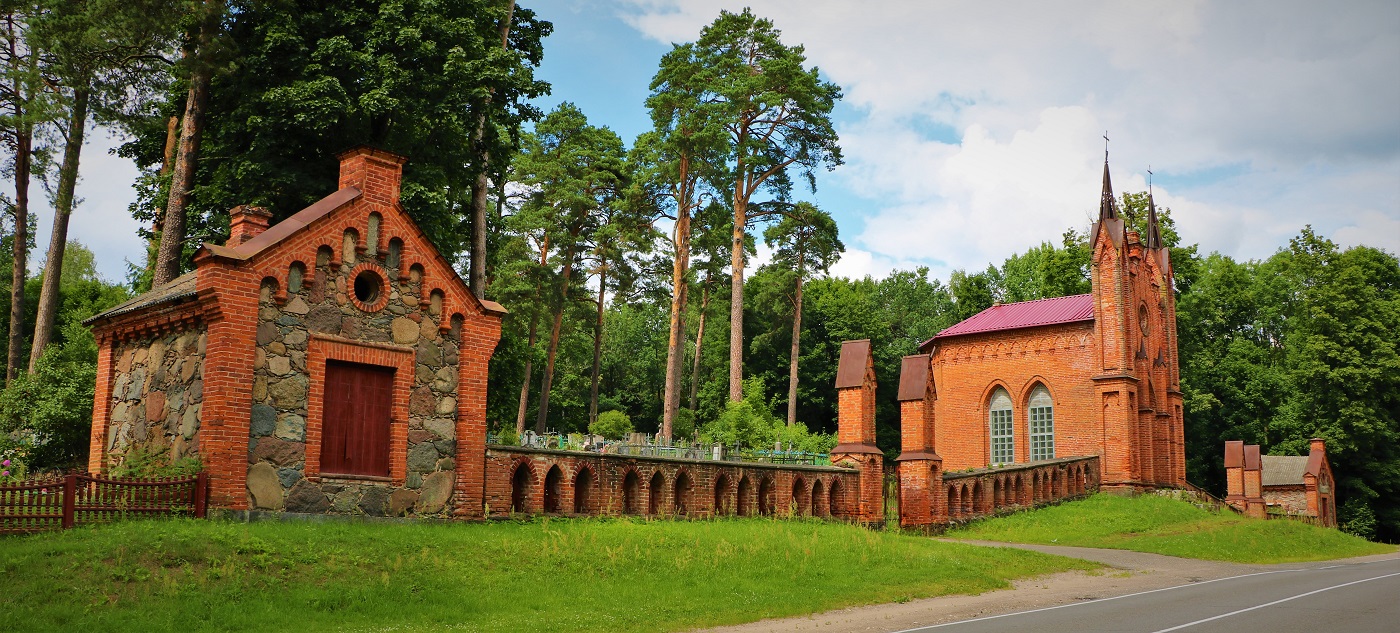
<box><xmin>693</xmin><ymin>541</ymin><xmax>1400</xmax><ymax>633</ymax></box>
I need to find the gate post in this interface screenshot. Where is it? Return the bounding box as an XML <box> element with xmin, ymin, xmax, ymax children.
<box><xmin>830</xmin><ymin>340</ymin><xmax>885</xmax><ymax>527</ymax></box>
<box><xmin>61</xmin><ymin>474</ymin><xmax>77</xmax><ymax>529</ymax></box>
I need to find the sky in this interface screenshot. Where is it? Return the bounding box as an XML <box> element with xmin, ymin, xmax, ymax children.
<box><xmin>27</xmin><ymin>0</ymin><xmax>1400</xmax><ymax>283</ymax></box>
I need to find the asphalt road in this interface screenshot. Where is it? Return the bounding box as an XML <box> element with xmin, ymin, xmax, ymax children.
<box><xmin>897</xmin><ymin>555</ymin><xmax>1400</xmax><ymax>633</ymax></box>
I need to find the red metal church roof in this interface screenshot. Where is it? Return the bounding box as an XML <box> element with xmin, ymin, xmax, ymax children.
<box><xmin>922</xmin><ymin>293</ymin><xmax>1094</xmax><ymax>347</ymax></box>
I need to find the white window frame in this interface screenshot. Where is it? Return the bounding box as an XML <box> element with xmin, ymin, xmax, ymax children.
<box><xmin>989</xmin><ymin>389</ymin><xmax>1014</xmax><ymax>465</ymax></box>
<box><xmin>1029</xmin><ymin>385</ymin><xmax>1054</xmax><ymax>461</ymax></box>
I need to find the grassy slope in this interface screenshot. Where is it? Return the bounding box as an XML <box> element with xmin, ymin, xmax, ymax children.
<box><xmin>948</xmin><ymin>493</ymin><xmax>1394</xmax><ymax>563</ymax></box>
<box><xmin>0</xmin><ymin>517</ymin><xmax>1093</xmax><ymax>632</ymax></box>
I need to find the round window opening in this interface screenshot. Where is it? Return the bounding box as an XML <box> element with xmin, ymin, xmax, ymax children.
<box><xmin>354</xmin><ymin>270</ymin><xmax>382</xmax><ymax>304</ymax></box>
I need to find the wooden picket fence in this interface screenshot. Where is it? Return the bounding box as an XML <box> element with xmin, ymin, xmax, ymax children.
<box><xmin>0</xmin><ymin>472</ymin><xmax>208</xmax><ymax>535</ymax></box>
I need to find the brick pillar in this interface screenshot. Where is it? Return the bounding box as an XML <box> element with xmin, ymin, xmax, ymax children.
<box><xmin>227</xmin><ymin>205</ymin><xmax>272</xmax><ymax>246</ymax></box>
<box><xmin>192</xmin><ymin>256</ymin><xmax>260</xmax><ymax>509</ymax></box>
<box><xmin>895</xmin><ymin>354</ymin><xmax>942</xmax><ymax>529</ymax></box>
<box><xmin>1224</xmin><ymin>440</ymin><xmax>1245</xmax><ymax>512</ymax></box>
<box><xmin>454</xmin><ymin>314</ymin><xmax>503</xmax><ymax>518</ymax></box>
<box><xmin>87</xmin><ymin>333</ymin><xmax>116</xmax><ymax>473</ymax></box>
<box><xmin>1242</xmin><ymin>444</ymin><xmax>1265</xmax><ymax>518</ymax></box>
<box><xmin>337</xmin><ymin>146</ymin><xmax>407</xmax><ymax>208</ymax></box>
<box><xmin>1304</xmin><ymin>438</ymin><xmax>1327</xmax><ymax>523</ymax></box>
<box><xmin>831</xmin><ymin>339</ymin><xmax>884</xmax><ymax>527</ymax></box>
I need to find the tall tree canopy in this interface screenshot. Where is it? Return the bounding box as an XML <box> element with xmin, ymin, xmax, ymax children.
<box><xmin>124</xmin><ymin>0</ymin><xmax>551</xmax><ymax>283</ymax></box>
<box><xmin>656</xmin><ymin>8</ymin><xmax>842</xmax><ymax>403</ymax></box>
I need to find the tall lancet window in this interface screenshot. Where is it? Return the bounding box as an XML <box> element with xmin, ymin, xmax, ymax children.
<box><xmin>1029</xmin><ymin>385</ymin><xmax>1055</xmax><ymax>461</ymax></box>
<box><xmin>989</xmin><ymin>388</ymin><xmax>1014</xmax><ymax>465</ymax></box>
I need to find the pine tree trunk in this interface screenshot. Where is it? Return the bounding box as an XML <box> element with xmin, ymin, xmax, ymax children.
<box><xmin>588</xmin><ymin>265</ymin><xmax>606</xmax><ymax>428</ymax></box>
<box><xmin>153</xmin><ymin>15</ymin><xmax>215</xmax><ymax>287</ymax></box>
<box><xmin>661</xmin><ymin>162</ymin><xmax>692</xmax><ymax>438</ymax></box>
<box><xmin>535</xmin><ymin>249</ymin><xmax>574</xmax><ymax>432</ymax></box>
<box><xmin>514</xmin><ymin>309</ymin><xmax>538</xmax><ymax>436</ymax></box>
<box><xmin>786</xmin><ymin>262</ymin><xmax>804</xmax><ymax>427</ymax></box>
<box><xmin>727</xmin><ymin>172</ymin><xmax>748</xmax><ymax>402</ymax></box>
<box><xmin>29</xmin><ymin>83</ymin><xmax>89</xmax><ymax>371</ymax></box>
<box><xmin>7</xmin><ymin>121</ymin><xmax>31</xmax><ymax>384</ymax></box>
<box><xmin>468</xmin><ymin>0</ymin><xmax>515</xmax><ymax>297</ymax></box>
<box><xmin>688</xmin><ymin>284</ymin><xmax>710</xmax><ymax>412</ymax></box>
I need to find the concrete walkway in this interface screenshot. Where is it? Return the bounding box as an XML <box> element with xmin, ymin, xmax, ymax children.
<box><xmin>693</xmin><ymin>541</ymin><xmax>1400</xmax><ymax>633</ymax></box>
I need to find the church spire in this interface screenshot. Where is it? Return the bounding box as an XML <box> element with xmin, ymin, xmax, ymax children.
<box><xmin>1098</xmin><ymin>133</ymin><xmax>1118</xmax><ymax>221</ymax></box>
<box><xmin>1145</xmin><ymin>167</ymin><xmax>1163</xmax><ymax>249</ymax></box>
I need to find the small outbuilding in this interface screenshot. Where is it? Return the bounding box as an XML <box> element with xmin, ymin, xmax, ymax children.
<box><xmin>85</xmin><ymin>147</ymin><xmax>504</xmax><ymax>518</ymax></box>
<box><xmin>1224</xmin><ymin>438</ymin><xmax>1337</xmax><ymax>527</ymax></box>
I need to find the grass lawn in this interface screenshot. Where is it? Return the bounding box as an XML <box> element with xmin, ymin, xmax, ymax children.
<box><xmin>0</xmin><ymin>517</ymin><xmax>1093</xmax><ymax>632</ymax></box>
<box><xmin>947</xmin><ymin>493</ymin><xmax>1395</xmax><ymax>564</ymax></box>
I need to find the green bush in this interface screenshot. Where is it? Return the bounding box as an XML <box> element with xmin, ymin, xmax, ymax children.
<box><xmin>496</xmin><ymin>425</ymin><xmax>520</xmax><ymax>446</ymax></box>
<box><xmin>0</xmin><ymin>321</ymin><xmax>100</xmax><ymax>471</ymax></box>
<box><xmin>699</xmin><ymin>378</ymin><xmax>835</xmax><ymax>453</ymax></box>
<box><xmin>673</xmin><ymin>408</ymin><xmax>696</xmax><ymax>440</ymax></box>
<box><xmin>590</xmin><ymin>410</ymin><xmax>633</xmax><ymax>440</ymax></box>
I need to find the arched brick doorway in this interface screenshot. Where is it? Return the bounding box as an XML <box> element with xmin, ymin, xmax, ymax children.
<box><xmin>573</xmin><ymin>467</ymin><xmax>595</xmax><ymax>514</ymax></box>
<box><xmin>673</xmin><ymin>471</ymin><xmax>693</xmax><ymax>516</ymax></box>
<box><xmin>791</xmin><ymin>477</ymin><xmax>809</xmax><ymax>516</ymax></box>
<box><xmin>510</xmin><ymin>462</ymin><xmax>531</xmax><ymax>513</ymax></box>
<box><xmin>812</xmin><ymin>479</ymin><xmax>827</xmax><ymax>517</ymax></box>
<box><xmin>543</xmin><ymin>465</ymin><xmax>563</xmax><ymax>513</ymax></box>
<box><xmin>737</xmin><ymin>476</ymin><xmax>753</xmax><ymax>516</ymax></box>
<box><xmin>714</xmin><ymin>474</ymin><xmax>732</xmax><ymax>516</ymax></box>
<box><xmin>621</xmin><ymin>470</ymin><xmax>640</xmax><ymax>515</ymax></box>
<box><xmin>758</xmin><ymin>476</ymin><xmax>775</xmax><ymax>516</ymax></box>
<box><xmin>648</xmin><ymin>471</ymin><xmax>665</xmax><ymax>515</ymax></box>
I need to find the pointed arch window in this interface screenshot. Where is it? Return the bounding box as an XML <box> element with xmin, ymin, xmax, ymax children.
<box><xmin>989</xmin><ymin>388</ymin><xmax>1014</xmax><ymax>465</ymax></box>
<box><xmin>1029</xmin><ymin>385</ymin><xmax>1054</xmax><ymax>461</ymax></box>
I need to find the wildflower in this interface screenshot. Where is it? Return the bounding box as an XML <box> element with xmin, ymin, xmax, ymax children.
<box><xmin>2</xmin><ymin>470</ymin><xmax>8</xmax><ymax>477</ymax></box>
<box><xmin>1</xmin><ymin>459</ymin><xmax>8</xmax><ymax>466</ymax></box>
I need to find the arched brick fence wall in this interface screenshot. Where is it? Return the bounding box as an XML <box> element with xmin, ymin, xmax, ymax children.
<box><xmin>483</xmin><ymin>447</ymin><xmax>862</xmax><ymax>520</ymax></box>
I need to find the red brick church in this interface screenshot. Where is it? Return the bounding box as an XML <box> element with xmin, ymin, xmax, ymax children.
<box><xmin>895</xmin><ymin>154</ymin><xmax>1185</xmax><ymax>521</ymax></box>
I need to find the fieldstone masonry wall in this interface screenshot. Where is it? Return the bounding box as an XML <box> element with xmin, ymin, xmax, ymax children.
<box><xmin>103</xmin><ymin>327</ymin><xmax>207</xmax><ymax>468</ymax></box>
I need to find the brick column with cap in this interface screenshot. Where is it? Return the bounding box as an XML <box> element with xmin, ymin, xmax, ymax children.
<box><xmin>830</xmin><ymin>339</ymin><xmax>884</xmax><ymax>527</ymax></box>
<box><xmin>1224</xmin><ymin>440</ymin><xmax>1245</xmax><ymax>512</ymax></box>
<box><xmin>227</xmin><ymin>205</ymin><xmax>271</xmax><ymax>246</ymax></box>
<box><xmin>895</xmin><ymin>353</ymin><xmax>943</xmax><ymax>529</ymax></box>
<box><xmin>1242</xmin><ymin>444</ymin><xmax>1265</xmax><ymax>518</ymax></box>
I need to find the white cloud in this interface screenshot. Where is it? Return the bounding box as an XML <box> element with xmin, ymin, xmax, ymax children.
<box><xmin>28</xmin><ymin>129</ymin><xmax>145</xmax><ymax>283</ymax></box>
<box><xmin>618</xmin><ymin>0</ymin><xmax>1400</xmax><ymax>275</ymax></box>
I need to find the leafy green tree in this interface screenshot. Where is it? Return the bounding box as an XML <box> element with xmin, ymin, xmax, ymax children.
<box><xmin>512</xmin><ymin>103</ymin><xmax>627</xmax><ymax>432</ymax></box>
<box><xmin>669</xmin><ymin>8</ymin><xmax>843</xmax><ymax>402</ymax></box>
<box><xmin>763</xmin><ymin>202</ymin><xmax>841</xmax><ymax>426</ymax></box>
<box><xmin>588</xmin><ymin>409</ymin><xmax>632</xmax><ymax>441</ymax></box>
<box><xmin>27</xmin><ymin>0</ymin><xmax>181</xmax><ymax>369</ymax></box>
<box><xmin>128</xmin><ymin>0</ymin><xmax>551</xmax><ymax>282</ymax></box>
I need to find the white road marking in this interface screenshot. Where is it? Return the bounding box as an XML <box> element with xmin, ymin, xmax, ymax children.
<box><xmin>893</xmin><ymin>570</ymin><xmax>1300</xmax><ymax>631</ymax></box>
<box><xmin>1147</xmin><ymin>571</ymin><xmax>1400</xmax><ymax>633</ymax></box>
<box><xmin>894</xmin><ymin>557</ymin><xmax>1400</xmax><ymax>633</ymax></box>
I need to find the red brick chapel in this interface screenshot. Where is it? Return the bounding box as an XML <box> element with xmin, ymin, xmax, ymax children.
<box><xmin>895</xmin><ymin>154</ymin><xmax>1186</xmax><ymax>514</ymax></box>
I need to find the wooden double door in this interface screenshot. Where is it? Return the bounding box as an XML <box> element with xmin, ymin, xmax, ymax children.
<box><xmin>321</xmin><ymin>360</ymin><xmax>395</xmax><ymax>477</ymax></box>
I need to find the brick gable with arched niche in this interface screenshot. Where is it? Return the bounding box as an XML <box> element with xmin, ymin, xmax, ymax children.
<box><xmin>86</xmin><ymin>147</ymin><xmax>503</xmax><ymax>518</ymax></box>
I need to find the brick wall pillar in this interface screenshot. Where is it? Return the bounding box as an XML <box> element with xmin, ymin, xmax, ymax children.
<box><xmin>192</xmin><ymin>257</ymin><xmax>260</xmax><ymax>509</ymax></box>
<box><xmin>1242</xmin><ymin>444</ymin><xmax>1265</xmax><ymax>518</ymax></box>
<box><xmin>895</xmin><ymin>354</ymin><xmax>942</xmax><ymax>529</ymax></box>
<box><xmin>831</xmin><ymin>339</ymin><xmax>884</xmax><ymax>526</ymax></box>
<box><xmin>86</xmin><ymin>334</ymin><xmax>116</xmax><ymax>473</ymax></box>
<box><xmin>1224</xmin><ymin>440</ymin><xmax>1245</xmax><ymax>511</ymax></box>
<box><xmin>454</xmin><ymin>316</ymin><xmax>502</xmax><ymax>518</ymax></box>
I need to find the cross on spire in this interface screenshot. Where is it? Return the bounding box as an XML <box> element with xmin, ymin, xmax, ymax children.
<box><xmin>1145</xmin><ymin>164</ymin><xmax>1163</xmax><ymax>249</ymax></box>
<box><xmin>1098</xmin><ymin>132</ymin><xmax>1118</xmax><ymax>221</ymax></box>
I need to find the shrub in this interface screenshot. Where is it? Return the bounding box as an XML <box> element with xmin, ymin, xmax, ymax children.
<box><xmin>0</xmin><ymin>322</ymin><xmax>100</xmax><ymax>471</ymax></box>
<box><xmin>698</xmin><ymin>377</ymin><xmax>835</xmax><ymax>453</ymax></box>
<box><xmin>673</xmin><ymin>408</ymin><xmax>696</xmax><ymax>440</ymax></box>
<box><xmin>496</xmin><ymin>425</ymin><xmax>520</xmax><ymax>446</ymax></box>
<box><xmin>590</xmin><ymin>410</ymin><xmax>633</xmax><ymax>440</ymax></box>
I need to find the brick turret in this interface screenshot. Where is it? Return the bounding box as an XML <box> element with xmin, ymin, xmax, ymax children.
<box><xmin>337</xmin><ymin>145</ymin><xmax>407</xmax><ymax>208</ymax></box>
<box><xmin>895</xmin><ymin>353</ymin><xmax>942</xmax><ymax>529</ymax></box>
<box><xmin>831</xmin><ymin>339</ymin><xmax>884</xmax><ymax>526</ymax></box>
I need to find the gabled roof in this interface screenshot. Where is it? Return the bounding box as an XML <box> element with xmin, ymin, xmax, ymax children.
<box><xmin>921</xmin><ymin>294</ymin><xmax>1094</xmax><ymax>347</ymax></box>
<box><xmin>1261</xmin><ymin>455</ymin><xmax>1310</xmax><ymax>487</ymax></box>
<box><xmin>84</xmin><ymin>271</ymin><xmax>198</xmax><ymax>325</ymax></box>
